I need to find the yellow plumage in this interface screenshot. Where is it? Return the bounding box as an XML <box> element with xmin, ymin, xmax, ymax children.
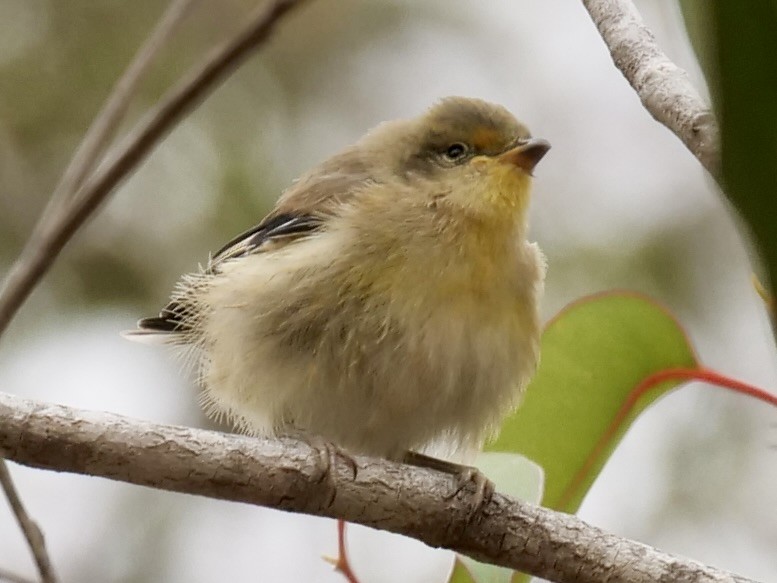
<box><xmin>126</xmin><ymin>96</ymin><xmax>549</xmax><ymax>462</ymax></box>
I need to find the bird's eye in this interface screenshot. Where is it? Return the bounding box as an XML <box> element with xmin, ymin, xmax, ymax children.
<box><xmin>444</xmin><ymin>143</ymin><xmax>468</xmax><ymax>161</ymax></box>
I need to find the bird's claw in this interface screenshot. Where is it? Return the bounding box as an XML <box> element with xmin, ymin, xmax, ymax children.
<box><xmin>298</xmin><ymin>435</ymin><xmax>358</xmax><ymax>507</ymax></box>
<box><xmin>446</xmin><ymin>465</ymin><xmax>495</xmax><ymax>520</ymax></box>
<box><xmin>403</xmin><ymin>451</ymin><xmax>494</xmax><ymax>520</ymax></box>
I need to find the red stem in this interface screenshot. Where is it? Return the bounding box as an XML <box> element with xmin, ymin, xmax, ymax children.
<box><xmin>557</xmin><ymin>367</ymin><xmax>777</xmax><ymax>509</ymax></box>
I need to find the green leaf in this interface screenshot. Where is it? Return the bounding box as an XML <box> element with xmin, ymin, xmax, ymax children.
<box><xmin>713</xmin><ymin>4</ymin><xmax>777</xmax><ymax>297</ymax></box>
<box><xmin>454</xmin><ymin>453</ymin><xmax>543</xmax><ymax>583</ymax></box>
<box><xmin>474</xmin><ymin>452</ymin><xmax>544</xmax><ymax>505</ymax></box>
<box><xmin>680</xmin><ymin>1</ymin><xmax>777</xmax><ymax>301</ymax></box>
<box><xmin>448</xmin><ymin>559</ymin><xmax>478</xmax><ymax>583</ymax></box>
<box><xmin>488</xmin><ymin>292</ymin><xmax>698</xmax><ymax>513</ymax></box>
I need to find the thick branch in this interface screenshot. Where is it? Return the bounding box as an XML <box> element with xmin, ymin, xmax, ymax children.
<box><xmin>581</xmin><ymin>0</ymin><xmax>720</xmax><ymax>179</ymax></box>
<box><xmin>0</xmin><ymin>392</ymin><xmax>756</xmax><ymax>583</ymax></box>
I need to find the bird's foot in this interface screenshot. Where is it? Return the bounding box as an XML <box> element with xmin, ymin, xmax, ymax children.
<box><xmin>403</xmin><ymin>451</ymin><xmax>494</xmax><ymax>520</ymax></box>
<box><xmin>447</xmin><ymin>464</ymin><xmax>495</xmax><ymax>519</ymax></box>
<box><xmin>290</xmin><ymin>433</ymin><xmax>358</xmax><ymax>506</ymax></box>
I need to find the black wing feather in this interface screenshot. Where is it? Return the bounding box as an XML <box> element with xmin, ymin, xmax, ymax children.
<box><xmin>213</xmin><ymin>213</ymin><xmax>323</xmax><ymax>262</ymax></box>
<box><xmin>136</xmin><ymin>308</ymin><xmax>187</xmax><ymax>333</ymax></box>
<box><xmin>137</xmin><ymin>213</ymin><xmax>322</xmax><ymax>334</ymax></box>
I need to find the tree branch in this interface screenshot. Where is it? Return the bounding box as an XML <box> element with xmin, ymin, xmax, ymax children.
<box><xmin>581</xmin><ymin>0</ymin><xmax>720</xmax><ymax>180</ymax></box>
<box><xmin>0</xmin><ymin>461</ymin><xmax>57</xmax><ymax>583</ymax></box>
<box><xmin>0</xmin><ymin>0</ymin><xmax>307</xmax><ymax>339</ymax></box>
<box><xmin>0</xmin><ymin>3</ymin><xmax>197</xmax><ymax>580</ymax></box>
<box><xmin>40</xmin><ymin>0</ymin><xmax>195</xmax><ymax>226</ymax></box>
<box><xmin>0</xmin><ymin>392</ymin><xmax>758</xmax><ymax>583</ymax></box>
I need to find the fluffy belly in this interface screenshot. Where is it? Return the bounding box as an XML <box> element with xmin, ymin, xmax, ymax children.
<box><xmin>198</xmin><ymin>244</ymin><xmax>541</xmax><ymax>458</ymax></box>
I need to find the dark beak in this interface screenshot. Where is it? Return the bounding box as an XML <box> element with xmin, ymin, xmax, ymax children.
<box><xmin>497</xmin><ymin>138</ymin><xmax>551</xmax><ymax>174</ymax></box>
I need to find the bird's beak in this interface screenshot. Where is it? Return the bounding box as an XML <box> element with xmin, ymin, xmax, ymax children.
<box><xmin>497</xmin><ymin>138</ymin><xmax>551</xmax><ymax>174</ymax></box>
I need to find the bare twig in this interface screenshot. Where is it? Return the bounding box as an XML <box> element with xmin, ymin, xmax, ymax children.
<box><xmin>0</xmin><ymin>2</ymin><xmax>305</xmax><ymax>581</ymax></box>
<box><xmin>42</xmin><ymin>0</ymin><xmax>195</xmax><ymax>222</ymax></box>
<box><xmin>0</xmin><ymin>460</ymin><xmax>57</xmax><ymax>583</ymax></box>
<box><xmin>0</xmin><ymin>4</ymin><xmax>195</xmax><ymax>581</ymax></box>
<box><xmin>0</xmin><ymin>392</ymin><xmax>759</xmax><ymax>583</ymax></box>
<box><xmin>0</xmin><ymin>0</ymin><xmax>307</xmax><ymax>339</ymax></box>
<box><xmin>581</xmin><ymin>0</ymin><xmax>720</xmax><ymax>179</ymax></box>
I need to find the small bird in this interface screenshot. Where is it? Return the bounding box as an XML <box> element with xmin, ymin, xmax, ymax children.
<box><xmin>126</xmin><ymin>97</ymin><xmax>549</xmax><ymax>499</ymax></box>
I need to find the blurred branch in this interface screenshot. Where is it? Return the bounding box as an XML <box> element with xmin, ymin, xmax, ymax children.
<box><xmin>0</xmin><ymin>0</ymin><xmax>192</xmax><ymax>583</ymax></box>
<box><xmin>0</xmin><ymin>2</ymin><xmax>306</xmax><ymax>581</ymax></box>
<box><xmin>0</xmin><ymin>0</ymin><xmax>307</xmax><ymax>339</ymax></box>
<box><xmin>581</xmin><ymin>0</ymin><xmax>721</xmax><ymax>180</ymax></box>
<box><xmin>0</xmin><ymin>461</ymin><xmax>57</xmax><ymax>583</ymax></box>
<box><xmin>0</xmin><ymin>3</ymin><xmax>199</xmax><ymax>580</ymax></box>
<box><xmin>42</xmin><ymin>0</ymin><xmax>195</xmax><ymax>223</ymax></box>
<box><xmin>0</xmin><ymin>392</ymin><xmax>758</xmax><ymax>583</ymax></box>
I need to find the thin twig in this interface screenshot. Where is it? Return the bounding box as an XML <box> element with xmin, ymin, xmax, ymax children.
<box><xmin>581</xmin><ymin>0</ymin><xmax>721</xmax><ymax>180</ymax></box>
<box><xmin>0</xmin><ymin>392</ymin><xmax>760</xmax><ymax>583</ymax></box>
<box><xmin>42</xmin><ymin>0</ymin><xmax>195</xmax><ymax>223</ymax></box>
<box><xmin>0</xmin><ymin>4</ymin><xmax>195</xmax><ymax>581</ymax></box>
<box><xmin>0</xmin><ymin>460</ymin><xmax>57</xmax><ymax>583</ymax></box>
<box><xmin>0</xmin><ymin>0</ymin><xmax>307</xmax><ymax>339</ymax></box>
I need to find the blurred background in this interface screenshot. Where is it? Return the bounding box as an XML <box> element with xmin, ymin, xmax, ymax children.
<box><xmin>0</xmin><ymin>0</ymin><xmax>775</xmax><ymax>581</ymax></box>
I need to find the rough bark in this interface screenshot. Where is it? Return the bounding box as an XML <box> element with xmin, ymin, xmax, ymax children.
<box><xmin>0</xmin><ymin>392</ymin><xmax>757</xmax><ymax>583</ymax></box>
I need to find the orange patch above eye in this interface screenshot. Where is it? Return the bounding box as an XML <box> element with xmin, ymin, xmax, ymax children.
<box><xmin>470</xmin><ymin>127</ymin><xmax>504</xmax><ymax>152</ymax></box>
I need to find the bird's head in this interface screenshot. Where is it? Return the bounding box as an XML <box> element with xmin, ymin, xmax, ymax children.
<box><xmin>361</xmin><ymin>97</ymin><xmax>550</xmax><ymax>225</ymax></box>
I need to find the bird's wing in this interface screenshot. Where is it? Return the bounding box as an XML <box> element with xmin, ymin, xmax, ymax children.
<box><xmin>211</xmin><ymin>212</ymin><xmax>324</xmax><ymax>264</ymax></box>
<box><xmin>130</xmin><ymin>157</ymin><xmax>375</xmax><ymax>338</ymax></box>
<box><xmin>212</xmin><ymin>161</ymin><xmax>375</xmax><ymax>265</ymax></box>
<box><xmin>271</xmin><ymin>148</ymin><xmax>373</xmax><ymax>216</ymax></box>
<box><xmin>131</xmin><ymin>212</ymin><xmax>323</xmax><ymax>336</ymax></box>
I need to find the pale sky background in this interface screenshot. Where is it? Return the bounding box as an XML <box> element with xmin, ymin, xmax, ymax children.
<box><xmin>0</xmin><ymin>1</ymin><xmax>775</xmax><ymax>582</ymax></box>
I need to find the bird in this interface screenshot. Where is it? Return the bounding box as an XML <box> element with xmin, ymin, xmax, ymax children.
<box><xmin>125</xmin><ymin>96</ymin><xmax>549</xmax><ymax>504</ymax></box>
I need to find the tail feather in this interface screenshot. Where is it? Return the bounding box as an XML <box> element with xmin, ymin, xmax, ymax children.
<box><xmin>137</xmin><ymin>315</ymin><xmax>183</xmax><ymax>332</ymax></box>
<box><xmin>123</xmin><ymin>304</ymin><xmax>190</xmax><ymax>345</ymax></box>
<box><xmin>121</xmin><ymin>327</ymin><xmax>178</xmax><ymax>345</ymax></box>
